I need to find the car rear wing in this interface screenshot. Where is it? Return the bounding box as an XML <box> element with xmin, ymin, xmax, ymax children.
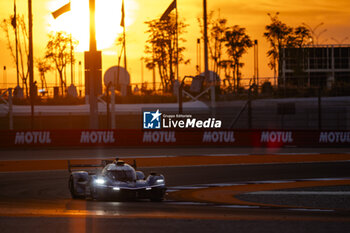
<box><xmin>67</xmin><ymin>160</ymin><xmax>113</xmax><ymax>173</ymax></box>
<box><xmin>67</xmin><ymin>159</ymin><xmax>137</xmax><ymax>173</ymax></box>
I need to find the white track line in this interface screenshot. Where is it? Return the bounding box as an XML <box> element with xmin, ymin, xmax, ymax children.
<box><xmin>168</xmin><ymin>177</ymin><xmax>350</xmax><ymax>192</ymax></box>
<box><xmin>246</xmin><ymin>191</ymin><xmax>350</xmax><ymax>195</ymax></box>
<box><xmin>218</xmin><ymin>205</ymin><xmax>261</xmax><ymax>209</ymax></box>
<box><xmin>286</xmin><ymin>208</ymin><xmax>334</xmax><ymax>212</ymax></box>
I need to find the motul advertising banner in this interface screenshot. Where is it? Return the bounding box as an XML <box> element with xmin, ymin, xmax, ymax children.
<box><xmin>0</xmin><ymin>129</ymin><xmax>349</xmax><ymax>148</ymax></box>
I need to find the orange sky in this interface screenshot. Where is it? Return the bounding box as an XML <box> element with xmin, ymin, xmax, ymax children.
<box><xmin>1</xmin><ymin>0</ymin><xmax>350</xmax><ymax>90</ymax></box>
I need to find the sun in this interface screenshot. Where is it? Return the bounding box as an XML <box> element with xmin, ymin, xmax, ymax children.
<box><xmin>47</xmin><ymin>0</ymin><xmax>137</xmax><ymax>52</ymax></box>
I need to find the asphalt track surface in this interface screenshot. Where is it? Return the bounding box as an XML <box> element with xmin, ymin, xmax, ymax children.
<box><xmin>1</xmin><ymin>147</ymin><xmax>349</xmax><ymax>160</ymax></box>
<box><xmin>1</xmin><ymin>147</ymin><xmax>350</xmax><ymax>233</ymax></box>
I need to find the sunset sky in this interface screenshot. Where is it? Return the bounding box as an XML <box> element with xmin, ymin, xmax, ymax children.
<box><xmin>1</xmin><ymin>0</ymin><xmax>350</xmax><ymax>90</ymax></box>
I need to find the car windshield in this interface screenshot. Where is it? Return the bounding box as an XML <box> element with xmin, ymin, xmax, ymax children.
<box><xmin>107</xmin><ymin>170</ymin><xmax>136</xmax><ymax>182</ymax></box>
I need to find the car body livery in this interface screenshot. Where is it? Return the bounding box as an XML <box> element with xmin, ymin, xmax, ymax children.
<box><xmin>68</xmin><ymin>159</ymin><xmax>166</xmax><ymax>201</ymax></box>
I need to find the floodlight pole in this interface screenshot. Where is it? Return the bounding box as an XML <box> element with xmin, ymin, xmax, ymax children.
<box><xmin>14</xmin><ymin>0</ymin><xmax>19</xmax><ymax>87</ymax></box>
<box><xmin>110</xmin><ymin>84</ymin><xmax>115</xmax><ymax>129</ymax></box>
<box><xmin>87</xmin><ymin>0</ymin><xmax>99</xmax><ymax>129</ymax></box>
<box><xmin>28</xmin><ymin>0</ymin><xmax>34</xmax><ymax>129</ymax></box>
<box><xmin>89</xmin><ymin>0</ymin><xmax>96</xmax><ymax>52</ymax></box>
<box><xmin>203</xmin><ymin>0</ymin><xmax>208</xmax><ymax>79</ymax></box>
<box><xmin>70</xmin><ymin>34</ymin><xmax>73</xmax><ymax>84</ymax></box>
<box><xmin>254</xmin><ymin>40</ymin><xmax>259</xmax><ymax>90</ymax></box>
<box><xmin>203</xmin><ymin>0</ymin><xmax>215</xmax><ymax>114</ymax></box>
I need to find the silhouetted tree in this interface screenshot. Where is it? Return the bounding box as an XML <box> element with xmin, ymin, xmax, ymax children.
<box><xmin>36</xmin><ymin>58</ymin><xmax>52</xmax><ymax>93</ymax></box>
<box><xmin>1</xmin><ymin>14</ymin><xmax>29</xmax><ymax>97</ymax></box>
<box><xmin>288</xmin><ymin>26</ymin><xmax>313</xmax><ymax>86</ymax></box>
<box><xmin>45</xmin><ymin>31</ymin><xmax>77</xmax><ymax>95</ymax></box>
<box><xmin>198</xmin><ymin>10</ymin><xmax>228</xmax><ymax>75</ymax></box>
<box><xmin>290</xmin><ymin>26</ymin><xmax>312</xmax><ymax>48</ymax></box>
<box><xmin>263</xmin><ymin>13</ymin><xmax>292</xmax><ymax>80</ymax></box>
<box><xmin>224</xmin><ymin>25</ymin><xmax>253</xmax><ymax>90</ymax></box>
<box><xmin>219</xmin><ymin>60</ymin><xmax>234</xmax><ymax>87</ymax></box>
<box><xmin>264</xmin><ymin>13</ymin><xmax>312</xmax><ymax>81</ymax></box>
<box><xmin>144</xmin><ymin>15</ymin><xmax>189</xmax><ymax>92</ymax></box>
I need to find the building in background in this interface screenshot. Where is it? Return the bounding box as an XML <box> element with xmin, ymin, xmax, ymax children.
<box><xmin>279</xmin><ymin>45</ymin><xmax>350</xmax><ymax>88</ymax></box>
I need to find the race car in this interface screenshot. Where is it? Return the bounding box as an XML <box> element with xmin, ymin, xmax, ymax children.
<box><xmin>68</xmin><ymin>159</ymin><xmax>166</xmax><ymax>201</ymax></box>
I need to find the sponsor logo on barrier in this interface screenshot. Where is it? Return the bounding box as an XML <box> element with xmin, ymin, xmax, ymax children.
<box><xmin>80</xmin><ymin>131</ymin><xmax>116</xmax><ymax>144</ymax></box>
<box><xmin>143</xmin><ymin>110</ymin><xmax>162</xmax><ymax>129</ymax></box>
<box><xmin>203</xmin><ymin>131</ymin><xmax>235</xmax><ymax>143</ymax></box>
<box><xmin>143</xmin><ymin>109</ymin><xmax>222</xmax><ymax>129</ymax></box>
<box><xmin>143</xmin><ymin>131</ymin><xmax>176</xmax><ymax>143</ymax></box>
<box><xmin>15</xmin><ymin>131</ymin><xmax>52</xmax><ymax>144</ymax></box>
<box><xmin>261</xmin><ymin>131</ymin><xmax>293</xmax><ymax>143</ymax></box>
<box><xmin>319</xmin><ymin>131</ymin><xmax>350</xmax><ymax>143</ymax></box>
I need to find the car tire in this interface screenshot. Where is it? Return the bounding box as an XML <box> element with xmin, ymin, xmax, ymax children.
<box><xmin>150</xmin><ymin>188</ymin><xmax>164</xmax><ymax>202</ymax></box>
<box><xmin>69</xmin><ymin>175</ymin><xmax>79</xmax><ymax>199</ymax></box>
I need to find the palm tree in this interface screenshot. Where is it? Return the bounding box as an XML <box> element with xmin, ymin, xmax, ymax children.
<box><xmin>264</xmin><ymin>13</ymin><xmax>312</xmax><ymax>86</ymax></box>
<box><xmin>263</xmin><ymin>12</ymin><xmax>292</xmax><ymax>81</ymax></box>
<box><xmin>224</xmin><ymin>25</ymin><xmax>252</xmax><ymax>91</ymax></box>
<box><xmin>292</xmin><ymin>26</ymin><xmax>312</xmax><ymax>47</ymax></box>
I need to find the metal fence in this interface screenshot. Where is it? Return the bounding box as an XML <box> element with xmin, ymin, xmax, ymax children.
<box><xmin>213</xmin><ymin>97</ymin><xmax>350</xmax><ymax>130</ymax></box>
<box><xmin>0</xmin><ymin>96</ymin><xmax>349</xmax><ymax>130</ymax></box>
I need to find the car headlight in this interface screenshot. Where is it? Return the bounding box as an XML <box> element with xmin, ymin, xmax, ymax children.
<box><xmin>113</xmin><ymin>187</ymin><xmax>120</xmax><ymax>191</ymax></box>
<box><xmin>156</xmin><ymin>179</ymin><xmax>164</xmax><ymax>184</ymax></box>
<box><xmin>95</xmin><ymin>178</ymin><xmax>106</xmax><ymax>185</ymax></box>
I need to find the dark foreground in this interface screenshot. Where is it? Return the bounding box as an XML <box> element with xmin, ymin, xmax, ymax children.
<box><xmin>1</xmin><ymin>157</ymin><xmax>350</xmax><ymax>233</ymax></box>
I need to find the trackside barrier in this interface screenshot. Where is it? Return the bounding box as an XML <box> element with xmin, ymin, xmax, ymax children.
<box><xmin>0</xmin><ymin>129</ymin><xmax>349</xmax><ymax>148</ymax></box>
